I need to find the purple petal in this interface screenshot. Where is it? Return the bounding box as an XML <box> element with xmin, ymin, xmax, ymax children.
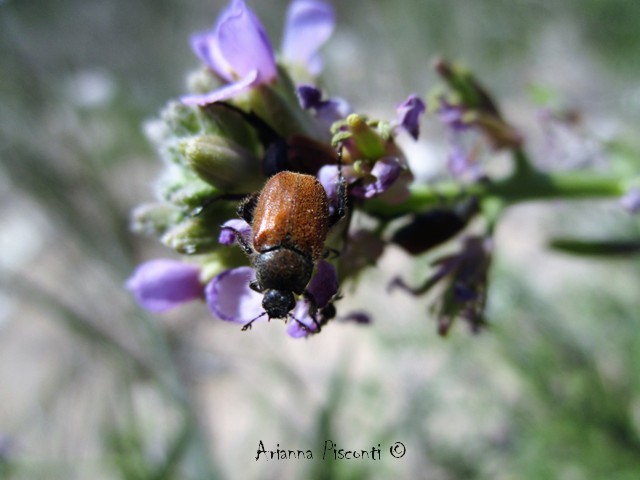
<box><xmin>297</xmin><ymin>84</ymin><xmax>351</xmax><ymax>126</ymax></box>
<box><xmin>126</xmin><ymin>259</ymin><xmax>203</xmax><ymax>313</ymax></box>
<box><xmin>205</xmin><ymin>267</ymin><xmax>264</xmax><ymax>323</ymax></box>
<box><xmin>438</xmin><ymin>103</ymin><xmax>469</xmax><ymax>132</ymax></box>
<box><xmin>316</xmin><ymin>97</ymin><xmax>351</xmax><ymax>125</ymax></box>
<box><xmin>620</xmin><ymin>187</ymin><xmax>640</xmax><ymax>214</ymax></box>
<box><xmin>318</xmin><ymin>164</ymin><xmax>358</xmax><ymax>216</ymax></box>
<box><xmin>306</xmin><ymin>260</ymin><xmax>338</xmax><ymax>308</ymax></box>
<box><xmin>282</xmin><ymin>0</ymin><xmax>335</xmax><ymax>75</ymax></box>
<box><xmin>219</xmin><ymin>218</ymin><xmax>252</xmax><ymax>246</ymax></box>
<box><xmin>446</xmin><ymin>139</ymin><xmax>483</xmax><ymax>181</ymax></box>
<box><xmin>297</xmin><ymin>84</ymin><xmax>323</xmax><ymax>109</ymax></box>
<box><xmin>318</xmin><ymin>164</ymin><xmax>340</xmax><ymax>203</ymax></box>
<box><xmin>351</xmin><ymin>157</ymin><xmax>403</xmax><ymax>199</ymax></box>
<box><xmin>396</xmin><ymin>94</ymin><xmax>426</xmax><ymax>140</ymax></box>
<box><xmin>448</xmin><ymin>141</ymin><xmax>470</xmax><ymax>177</ymax></box>
<box><xmin>286</xmin><ymin>260</ymin><xmax>338</xmax><ymax>339</ymax></box>
<box><xmin>190</xmin><ymin>30</ymin><xmax>231</xmax><ymax>80</ymax></box>
<box><xmin>287</xmin><ymin>298</ymin><xmax>318</xmax><ymax>338</ymax></box>
<box><xmin>216</xmin><ymin>0</ymin><xmax>277</xmax><ymax>83</ymax></box>
<box><xmin>181</xmin><ymin>69</ymin><xmax>259</xmax><ymax>105</ymax></box>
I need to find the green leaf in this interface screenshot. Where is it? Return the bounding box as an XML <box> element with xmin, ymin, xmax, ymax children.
<box><xmin>549</xmin><ymin>238</ymin><xmax>640</xmax><ymax>256</ymax></box>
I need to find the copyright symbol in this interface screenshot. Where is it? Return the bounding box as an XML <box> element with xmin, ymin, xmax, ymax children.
<box><xmin>389</xmin><ymin>441</ymin><xmax>406</xmax><ymax>458</ymax></box>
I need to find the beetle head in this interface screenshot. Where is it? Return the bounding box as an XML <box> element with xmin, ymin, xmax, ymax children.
<box><xmin>262</xmin><ymin>289</ymin><xmax>296</xmax><ymax>319</ymax></box>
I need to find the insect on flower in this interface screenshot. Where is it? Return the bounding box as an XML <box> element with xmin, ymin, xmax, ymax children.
<box><xmin>222</xmin><ymin>147</ymin><xmax>346</xmax><ymax>332</ymax></box>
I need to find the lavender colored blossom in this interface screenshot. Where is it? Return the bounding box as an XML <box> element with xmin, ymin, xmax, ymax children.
<box><xmin>282</xmin><ymin>0</ymin><xmax>335</xmax><ymax>75</ymax></box>
<box><xmin>297</xmin><ymin>84</ymin><xmax>351</xmax><ymax>127</ymax></box>
<box><xmin>395</xmin><ymin>94</ymin><xmax>426</xmax><ymax>140</ymax></box>
<box><xmin>350</xmin><ymin>157</ymin><xmax>403</xmax><ymax>199</ymax></box>
<box><xmin>182</xmin><ymin>0</ymin><xmax>277</xmax><ymax>105</ymax></box>
<box><xmin>206</xmin><ymin>261</ymin><xmax>338</xmax><ymax>337</ymax></box>
<box><xmin>437</xmin><ymin>103</ymin><xmax>470</xmax><ymax>132</ymax></box>
<box><xmin>287</xmin><ymin>260</ymin><xmax>339</xmax><ymax>337</ymax></box>
<box><xmin>390</xmin><ymin>236</ymin><xmax>492</xmax><ymax>336</ymax></box>
<box><xmin>317</xmin><ymin>163</ymin><xmax>349</xmax><ymax>214</ymax></box>
<box><xmin>319</xmin><ymin>156</ymin><xmax>405</xmax><ymax>211</ymax></box>
<box><xmin>126</xmin><ymin>259</ymin><xmax>203</xmax><ymax>312</ymax></box>
<box><xmin>205</xmin><ymin>266</ymin><xmax>264</xmax><ymax>323</ymax></box>
<box><xmin>219</xmin><ymin>218</ymin><xmax>252</xmax><ymax>246</ymax></box>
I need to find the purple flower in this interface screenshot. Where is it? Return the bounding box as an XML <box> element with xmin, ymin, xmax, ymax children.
<box><xmin>389</xmin><ymin>236</ymin><xmax>493</xmax><ymax>336</ymax></box>
<box><xmin>319</xmin><ymin>156</ymin><xmax>408</xmax><ymax>211</ymax></box>
<box><xmin>446</xmin><ymin>139</ymin><xmax>483</xmax><ymax>181</ymax></box>
<box><xmin>318</xmin><ymin>163</ymin><xmax>348</xmax><ymax>212</ymax></box>
<box><xmin>297</xmin><ymin>84</ymin><xmax>351</xmax><ymax>127</ymax></box>
<box><xmin>181</xmin><ymin>0</ymin><xmax>277</xmax><ymax>105</ymax></box>
<box><xmin>287</xmin><ymin>260</ymin><xmax>339</xmax><ymax>337</ymax></box>
<box><xmin>205</xmin><ymin>260</ymin><xmax>339</xmax><ymax>337</ymax></box>
<box><xmin>219</xmin><ymin>218</ymin><xmax>252</xmax><ymax>245</ymax></box>
<box><xmin>350</xmin><ymin>157</ymin><xmax>403</xmax><ymax>199</ymax></box>
<box><xmin>126</xmin><ymin>259</ymin><xmax>203</xmax><ymax>312</ymax></box>
<box><xmin>620</xmin><ymin>187</ymin><xmax>640</xmax><ymax>214</ymax></box>
<box><xmin>395</xmin><ymin>94</ymin><xmax>426</xmax><ymax>140</ymax></box>
<box><xmin>438</xmin><ymin>102</ymin><xmax>470</xmax><ymax>132</ymax></box>
<box><xmin>282</xmin><ymin>0</ymin><xmax>336</xmax><ymax>75</ymax></box>
<box><xmin>205</xmin><ymin>266</ymin><xmax>264</xmax><ymax>323</ymax></box>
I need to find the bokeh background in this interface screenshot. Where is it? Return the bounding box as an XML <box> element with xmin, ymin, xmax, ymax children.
<box><xmin>2</xmin><ymin>0</ymin><xmax>640</xmax><ymax>478</ymax></box>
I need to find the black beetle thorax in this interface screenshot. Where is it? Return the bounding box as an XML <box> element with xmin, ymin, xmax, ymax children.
<box><xmin>253</xmin><ymin>248</ymin><xmax>313</xmax><ymax>295</ymax></box>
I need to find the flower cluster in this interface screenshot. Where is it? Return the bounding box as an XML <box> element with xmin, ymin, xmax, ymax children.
<box><xmin>127</xmin><ymin>0</ymin><xmax>638</xmax><ymax>338</ymax></box>
<box><xmin>128</xmin><ymin>0</ymin><xmax>424</xmax><ymax>338</ymax></box>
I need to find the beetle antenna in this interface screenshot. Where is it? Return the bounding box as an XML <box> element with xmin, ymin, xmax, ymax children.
<box><xmin>329</xmin><ymin>143</ymin><xmax>347</xmax><ymax>226</ymax></box>
<box><xmin>288</xmin><ymin>311</ymin><xmax>322</xmax><ymax>335</ymax></box>
<box><xmin>241</xmin><ymin>311</ymin><xmax>267</xmax><ymax>331</ymax></box>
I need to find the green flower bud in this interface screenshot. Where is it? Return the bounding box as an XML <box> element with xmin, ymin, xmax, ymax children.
<box><xmin>180</xmin><ymin>135</ymin><xmax>264</xmax><ymax>193</ymax></box>
<box><xmin>130</xmin><ymin>203</ymin><xmax>184</xmax><ymax>238</ymax></box>
<box><xmin>156</xmin><ymin>166</ymin><xmax>220</xmax><ymax>210</ymax></box>
<box><xmin>346</xmin><ymin>114</ymin><xmax>387</xmax><ymax>160</ymax></box>
<box><xmin>160</xmin><ymin>194</ymin><xmax>237</xmax><ymax>255</ymax></box>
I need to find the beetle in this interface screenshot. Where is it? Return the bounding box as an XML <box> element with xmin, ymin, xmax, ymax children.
<box><xmin>222</xmin><ymin>148</ymin><xmax>346</xmax><ymax>332</ymax></box>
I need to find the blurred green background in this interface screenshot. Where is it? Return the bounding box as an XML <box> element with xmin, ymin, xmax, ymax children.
<box><xmin>2</xmin><ymin>0</ymin><xmax>640</xmax><ymax>478</ymax></box>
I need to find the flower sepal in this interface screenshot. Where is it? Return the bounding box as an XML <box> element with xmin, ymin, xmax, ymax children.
<box><xmin>244</xmin><ymin>70</ymin><xmax>331</xmax><ymax>142</ymax></box>
<box><xmin>180</xmin><ymin>135</ymin><xmax>264</xmax><ymax>193</ymax></box>
<box><xmin>160</xmin><ymin>202</ymin><xmax>237</xmax><ymax>255</ymax></box>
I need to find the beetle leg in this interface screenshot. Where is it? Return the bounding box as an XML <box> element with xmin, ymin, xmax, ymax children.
<box><xmin>302</xmin><ymin>290</ymin><xmax>322</xmax><ymax>333</ymax></box>
<box><xmin>237</xmin><ymin>192</ymin><xmax>260</xmax><ymax>225</ymax></box>
<box><xmin>249</xmin><ymin>280</ymin><xmax>263</xmax><ymax>293</ymax></box>
<box><xmin>220</xmin><ymin>225</ymin><xmax>253</xmax><ymax>255</ymax></box>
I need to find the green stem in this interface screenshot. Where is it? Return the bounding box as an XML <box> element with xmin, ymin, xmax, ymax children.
<box><xmin>363</xmin><ymin>169</ymin><xmax>626</xmax><ymax>220</ymax></box>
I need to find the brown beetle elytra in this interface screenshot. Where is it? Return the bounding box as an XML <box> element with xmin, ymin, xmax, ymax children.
<box><xmin>223</xmin><ymin>149</ymin><xmax>346</xmax><ymax>332</ymax></box>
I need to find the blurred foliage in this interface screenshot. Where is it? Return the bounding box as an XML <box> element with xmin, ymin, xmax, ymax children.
<box><xmin>1</xmin><ymin>0</ymin><xmax>640</xmax><ymax>479</ymax></box>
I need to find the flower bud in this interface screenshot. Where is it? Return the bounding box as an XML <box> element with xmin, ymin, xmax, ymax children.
<box><xmin>130</xmin><ymin>202</ymin><xmax>184</xmax><ymax>238</ymax></box>
<box><xmin>181</xmin><ymin>135</ymin><xmax>264</xmax><ymax>193</ymax></box>
<box><xmin>345</xmin><ymin>114</ymin><xmax>387</xmax><ymax>160</ymax></box>
<box><xmin>156</xmin><ymin>166</ymin><xmax>220</xmax><ymax>210</ymax></box>
<box><xmin>161</xmin><ymin>205</ymin><xmax>236</xmax><ymax>255</ymax></box>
